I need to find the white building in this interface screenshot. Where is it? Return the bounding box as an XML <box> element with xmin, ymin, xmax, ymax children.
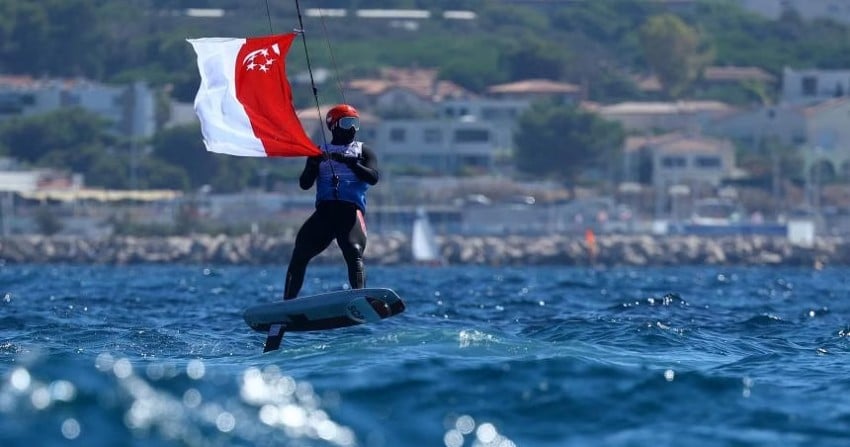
<box><xmin>705</xmin><ymin>103</ymin><xmax>807</xmax><ymax>147</ymax></box>
<box><xmin>594</xmin><ymin>101</ymin><xmax>737</xmax><ymax>134</ymax></box>
<box><xmin>802</xmin><ymin>97</ymin><xmax>850</xmax><ymax>179</ymax></box>
<box><xmin>704</xmin><ymin>95</ymin><xmax>850</xmax><ymax>176</ymax></box>
<box><xmin>439</xmin><ymin>97</ymin><xmax>531</xmax><ymax>161</ymax></box>
<box><xmin>623</xmin><ymin>133</ymin><xmax>737</xmax><ymax>193</ymax></box>
<box><xmin>296</xmin><ymin>105</ymin><xmax>497</xmax><ymax>174</ymax></box>
<box><xmin>373</xmin><ymin>119</ymin><xmax>499</xmax><ymax>174</ymax></box>
<box><xmin>781</xmin><ymin>67</ymin><xmax>850</xmax><ymax>106</ymax></box>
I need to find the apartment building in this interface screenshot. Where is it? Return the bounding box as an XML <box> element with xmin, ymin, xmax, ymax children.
<box><xmin>781</xmin><ymin>67</ymin><xmax>850</xmax><ymax>106</ymax></box>
<box><xmin>0</xmin><ymin>76</ymin><xmax>156</xmax><ymax>139</ymax></box>
<box><xmin>623</xmin><ymin>133</ymin><xmax>737</xmax><ymax>194</ymax></box>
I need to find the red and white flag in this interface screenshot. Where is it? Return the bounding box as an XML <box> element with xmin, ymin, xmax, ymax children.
<box><xmin>187</xmin><ymin>33</ymin><xmax>320</xmax><ymax>157</ymax></box>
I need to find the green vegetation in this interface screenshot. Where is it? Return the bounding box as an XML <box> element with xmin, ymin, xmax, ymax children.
<box><xmin>3</xmin><ymin>0</ymin><xmax>850</xmax><ymax>190</ymax></box>
<box><xmin>639</xmin><ymin>14</ymin><xmax>710</xmax><ymax>98</ymax></box>
<box><xmin>514</xmin><ymin>101</ymin><xmax>624</xmax><ymax>191</ymax></box>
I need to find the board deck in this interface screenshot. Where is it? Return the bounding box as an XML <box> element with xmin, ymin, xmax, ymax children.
<box><xmin>243</xmin><ymin>288</ymin><xmax>406</xmax><ymax>352</ymax></box>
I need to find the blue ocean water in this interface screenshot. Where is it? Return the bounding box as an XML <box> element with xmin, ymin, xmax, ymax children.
<box><xmin>1</xmin><ymin>263</ymin><xmax>849</xmax><ymax>447</ymax></box>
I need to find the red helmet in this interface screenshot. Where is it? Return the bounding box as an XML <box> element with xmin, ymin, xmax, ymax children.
<box><xmin>326</xmin><ymin>104</ymin><xmax>359</xmax><ymax>130</ymax></box>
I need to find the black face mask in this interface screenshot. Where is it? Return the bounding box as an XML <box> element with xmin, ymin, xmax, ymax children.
<box><xmin>331</xmin><ymin>126</ymin><xmax>356</xmax><ymax>144</ymax></box>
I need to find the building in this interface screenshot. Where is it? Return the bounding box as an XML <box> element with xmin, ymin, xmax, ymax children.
<box><xmin>705</xmin><ymin>103</ymin><xmax>806</xmax><ymax>147</ymax></box>
<box><xmin>705</xmin><ymin>96</ymin><xmax>850</xmax><ymax>180</ymax></box>
<box><xmin>0</xmin><ymin>76</ymin><xmax>156</xmax><ymax>139</ymax></box>
<box><xmin>702</xmin><ymin>66</ymin><xmax>777</xmax><ymax>85</ymax></box>
<box><xmin>372</xmin><ymin>118</ymin><xmax>499</xmax><ymax>174</ymax></box>
<box><xmin>344</xmin><ymin>68</ymin><xmax>472</xmax><ymax>118</ymax></box>
<box><xmin>336</xmin><ymin>71</ymin><xmax>586</xmax><ymax>174</ymax></box>
<box><xmin>595</xmin><ymin>100</ymin><xmax>737</xmax><ymax>134</ymax></box>
<box><xmin>781</xmin><ymin>67</ymin><xmax>850</xmax><ymax>105</ymax></box>
<box><xmin>802</xmin><ymin>97</ymin><xmax>850</xmax><ymax>180</ymax></box>
<box><xmin>623</xmin><ymin>133</ymin><xmax>737</xmax><ymax>194</ymax></box>
<box><xmin>485</xmin><ymin>79</ymin><xmax>582</xmax><ymax>103</ymax></box>
<box><xmin>296</xmin><ymin>105</ymin><xmax>498</xmax><ymax>174</ymax></box>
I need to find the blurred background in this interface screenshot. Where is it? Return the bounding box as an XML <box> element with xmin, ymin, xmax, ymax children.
<box><xmin>2</xmin><ymin>0</ymin><xmax>850</xmax><ymax>240</ymax></box>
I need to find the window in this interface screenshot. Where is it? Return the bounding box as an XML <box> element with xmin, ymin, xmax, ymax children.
<box><xmin>423</xmin><ymin>128</ymin><xmax>442</xmax><ymax>144</ymax></box>
<box><xmin>389</xmin><ymin>128</ymin><xmax>406</xmax><ymax>143</ymax></box>
<box><xmin>661</xmin><ymin>156</ymin><xmax>686</xmax><ymax>168</ymax></box>
<box><xmin>453</xmin><ymin>128</ymin><xmax>489</xmax><ymax>143</ymax></box>
<box><xmin>695</xmin><ymin>156</ymin><xmax>721</xmax><ymax>168</ymax></box>
<box><xmin>802</xmin><ymin>76</ymin><xmax>817</xmax><ymax>96</ymax></box>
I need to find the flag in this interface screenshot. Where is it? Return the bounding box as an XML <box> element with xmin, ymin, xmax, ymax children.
<box><xmin>187</xmin><ymin>33</ymin><xmax>320</xmax><ymax>157</ymax></box>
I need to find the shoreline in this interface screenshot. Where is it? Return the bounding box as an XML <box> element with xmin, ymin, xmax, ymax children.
<box><xmin>0</xmin><ymin>234</ymin><xmax>842</xmax><ymax>267</ymax></box>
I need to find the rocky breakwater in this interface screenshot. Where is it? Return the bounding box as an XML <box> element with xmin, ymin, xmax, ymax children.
<box><xmin>0</xmin><ymin>234</ymin><xmax>845</xmax><ymax>266</ymax></box>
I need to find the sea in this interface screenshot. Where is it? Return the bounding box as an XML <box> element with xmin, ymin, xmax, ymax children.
<box><xmin>1</xmin><ymin>263</ymin><xmax>849</xmax><ymax>447</ymax></box>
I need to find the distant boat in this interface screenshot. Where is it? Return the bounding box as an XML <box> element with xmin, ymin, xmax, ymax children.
<box><xmin>411</xmin><ymin>207</ymin><xmax>444</xmax><ymax>265</ymax></box>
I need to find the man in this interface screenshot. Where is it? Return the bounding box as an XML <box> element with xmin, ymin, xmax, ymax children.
<box><xmin>283</xmin><ymin>104</ymin><xmax>380</xmax><ymax>299</ymax></box>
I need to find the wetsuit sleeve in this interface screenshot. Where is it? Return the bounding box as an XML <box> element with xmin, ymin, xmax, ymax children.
<box><xmin>349</xmin><ymin>145</ymin><xmax>379</xmax><ymax>185</ymax></box>
<box><xmin>299</xmin><ymin>155</ymin><xmax>322</xmax><ymax>190</ymax></box>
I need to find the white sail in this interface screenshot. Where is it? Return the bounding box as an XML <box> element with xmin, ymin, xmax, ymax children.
<box><xmin>412</xmin><ymin>207</ymin><xmax>442</xmax><ymax>264</ymax></box>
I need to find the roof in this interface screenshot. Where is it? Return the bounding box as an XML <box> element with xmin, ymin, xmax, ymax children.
<box><xmin>657</xmin><ymin>137</ymin><xmax>733</xmax><ymax>155</ymax></box>
<box><xmin>19</xmin><ymin>188</ymin><xmax>182</xmax><ymax>202</ymax></box>
<box><xmin>345</xmin><ymin>67</ymin><xmax>471</xmax><ymax>101</ymax></box>
<box><xmin>295</xmin><ymin>104</ymin><xmax>378</xmax><ymax>123</ymax></box>
<box><xmin>624</xmin><ymin>133</ymin><xmax>685</xmax><ymax>153</ymax></box>
<box><xmin>703</xmin><ymin>66</ymin><xmax>776</xmax><ymax>83</ymax></box>
<box><xmin>0</xmin><ymin>75</ymin><xmax>93</xmax><ymax>91</ymax></box>
<box><xmin>625</xmin><ymin>132</ymin><xmax>732</xmax><ymax>154</ymax></box>
<box><xmin>632</xmin><ymin>75</ymin><xmax>662</xmax><ymax>92</ymax></box>
<box><xmin>599</xmin><ymin>100</ymin><xmax>735</xmax><ymax>115</ymax></box>
<box><xmin>487</xmin><ymin>79</ymin><xmax>581</xmax><ymax>94</ymax></box>
<box><xmin>802</xmin><ymin>96</ymin><xmax>850</xmax><ymax>117</ymax></box>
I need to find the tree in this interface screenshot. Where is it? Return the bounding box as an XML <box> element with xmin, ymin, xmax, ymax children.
<box><xmin>499</xmin><ymin>34</ymin><xmax>570</xmax><ymax>81</ymax></box>
<box><xmin>151</xmin><ymin>124</ymin><xmax>266</xmax><ymax>192</ymax></box>
<box><xmin>0</xmin><ymin>108</ymin><xmax>112</xmax><ymax>164</ymax></box>
<box><xmin>639</xmin><ymin>14</ymin><xmax>711</xmax><ymax>98</ymax></box>
<box><xmin>513</xmin><ymin>101</ymin><xmax>624</xmax><ymax>192</ymax></box>
<box><xmin>151</xmin><ymin>124</ymin><xmax>214</xmax><ymax>189</ymax></box>
<box><xmin>0</xmin><ymin>1</ymin><xmax>50</xmax><ymax>74</ymax></box>
<box><xmin>139</xmin><ymin>157</ymin><xmax>190</xmax><ymax>190</ymax></box>
<box><xmin>42</xmin><ymin>0</ymin><xmax>105</xmax><ymax>78</ymax></box>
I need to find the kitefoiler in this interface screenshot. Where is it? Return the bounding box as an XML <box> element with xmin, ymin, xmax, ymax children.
<box><xmin>186</xmin><ymin>1</ymin><xmax>406</xmax><ymax>352</ymax></box>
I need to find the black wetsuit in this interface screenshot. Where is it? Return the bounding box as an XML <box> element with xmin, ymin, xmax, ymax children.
<box><xmin>283</xmin><ymin>136</ymin><xmax>379</xmax><ymax>299</ymax></box>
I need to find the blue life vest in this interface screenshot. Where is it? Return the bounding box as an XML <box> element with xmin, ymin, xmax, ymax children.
<box><xmin>316</xmin><ymin>141</ymin><xmax>370</xmax><ymax>211</ymax></box>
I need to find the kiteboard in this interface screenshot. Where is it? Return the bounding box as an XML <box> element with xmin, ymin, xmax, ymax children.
<box><xmin>243</xmin><ymin>288</ymin><xmax>406</xmax><ymax>352</ymax></box>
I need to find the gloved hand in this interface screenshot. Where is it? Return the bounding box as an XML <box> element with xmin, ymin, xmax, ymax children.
<box><xmin>306</xmin><ymin>155</ymin><xmax>323</xmax><ymax>167</ymax></box>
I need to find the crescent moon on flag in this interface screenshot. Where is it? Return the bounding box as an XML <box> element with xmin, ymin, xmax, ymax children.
<box><xmin>241</xmin><ymin>44</ymin><xmax>281</xmax><ymax>66</ymax></box>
